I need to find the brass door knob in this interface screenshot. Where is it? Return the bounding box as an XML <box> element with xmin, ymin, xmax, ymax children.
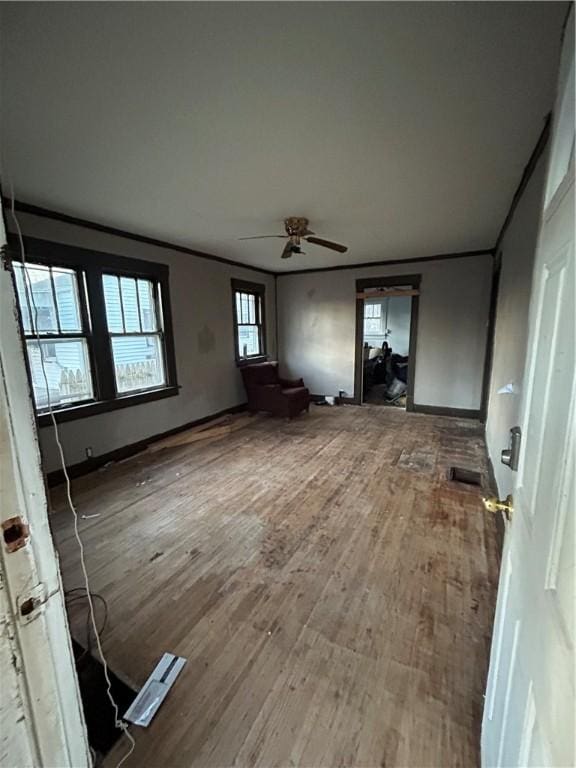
<box><xmin>482</xmin><ymin>494</ymin><xmax>513</xmax><ymax>521</ymax></box>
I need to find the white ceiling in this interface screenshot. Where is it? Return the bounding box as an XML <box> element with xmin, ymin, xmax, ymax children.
<box><xmin>0</xmin><ymin>2</ymin><xmax>567</xmax><ymax>272</ymax></box>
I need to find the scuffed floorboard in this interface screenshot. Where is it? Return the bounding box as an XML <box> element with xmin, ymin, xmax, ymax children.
<box><xmin>50</xmin><ymin>405</ymin><xmax>500</xmax><ymax>768</ymax></box>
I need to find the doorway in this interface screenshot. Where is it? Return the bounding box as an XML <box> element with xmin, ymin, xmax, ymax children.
<box><xmin>354</xmin><ymin>275</ymin><xmax>420</xmax><ymax>409</ymax></box>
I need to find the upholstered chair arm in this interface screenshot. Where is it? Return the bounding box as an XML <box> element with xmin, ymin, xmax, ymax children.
<box><xmin>279</xmin><ymin>377</ymin><xmax>305</xmax><ymax>389</ymax></box>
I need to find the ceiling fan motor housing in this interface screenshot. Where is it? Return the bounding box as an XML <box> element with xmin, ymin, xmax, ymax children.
<box><xmin>284</xmin><ymin>217</ymin><xmax>311</xmax><ymax>237</ymax></box>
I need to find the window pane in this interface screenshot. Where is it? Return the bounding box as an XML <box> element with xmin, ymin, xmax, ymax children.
<box><xmin>364</xmin><ymin>318</ymin><xmax>381</xmax><ymax>334</ymax></box>
<box><xmin>241</xmin><ymin>293</ymin><xmax>249</xmax><ymax>324</ymax></box>
<box><xmin>248</xmin><ymin>294</ymin><xmax>256</xmax><ymax>324</ymax></box>
<box><xmin>364</xmin><ymin>302</ymin><xmax>381</xmax><ymax>319</ymax></box>
<box><xmin>235</xmin><ymin>292</ymin><xmax>242</xmax><ymax>323</ymax></box>
<box><xmin>103</xmin><ymin>274</ymin><xmax>124</xmax><ymax>332</ymax></box>
<box><xmin>26</xmin><ymin>338</ymin><xmax>93</xmax><ymax>410</ymax></box>
<box><xmin>53</xmin><ymin>268</ymin><xmax>82</xmax><ymax>332</ymax></box>
<box><xmin>364</xmin><ymin>301</ymin><xmax>382</xmax><ymax>334</ymax></box>
<box><xmin>137</xmin><ymin>279</ymin><xmax>157</xmax><ymax>332</ymax></box>
<box><xmin>238</xmin><ymin>325</ymin><xmax>260</xmax><ymax>357</ymax></box>
<box><xmin>120</xmin><ymin>277</ymin><xmax>140</xmax><ymax>332</ymax></box>
<box><xmin>111</xmin><ymin>335</ymin><xmax>166</xmax><ymax>393</ymax></box>
<box><xmin>15</xmin><ymin>263</ymin><xmax>58</xmax><ymax>333</ymax></box>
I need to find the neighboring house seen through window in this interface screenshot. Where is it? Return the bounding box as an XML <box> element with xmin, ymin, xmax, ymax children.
<box><xmin>11</xmin><ymin>238</ymin><xmax>178</xmax><ymax>424</ymax></box>
<box><xmin>231</xmin><ymin>279</ymin><xmax>266</xmax><ymax>363</ymax></box>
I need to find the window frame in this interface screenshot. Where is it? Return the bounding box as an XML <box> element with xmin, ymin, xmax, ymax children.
<box><xmin>363</xmin><ymin>300</ymin><xmax>384</xmax><ymax>335</ymax></box>
<box><xmin>8</xmin><ymin>236</ymin><xmax>179</xmax><ymax>426</ymax></box>
<box><xmin>102</xmin><ymin>272</ymin><xmax>168</xmax><ymax>396</ymax></box>
<box><xmin>231</xmin><ymin>278</ymin><xmax>267</xmax><ymax>366</ymax></box>
<box><xmin>13</xmin><ymin>261</ymin><xmax>96</xmax><ymax>413</ymax></box>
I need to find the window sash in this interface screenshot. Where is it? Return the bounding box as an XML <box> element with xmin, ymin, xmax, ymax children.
<box><xmin>364</xmin><ymin>303</ymin><xmax>382</xmax><ymax>320</ymax></box>
<box><xmin>235</xmin><ymin>291</ymin><xmax>260</xmax><ymax>325</ymax></box>
<box><xmin>237</xmin><ymin>323</ymin><xmax>262</xmax><ymax>358</ymax></box>
<box><xmin>14</xmin><ymin>262</ymin><xmax>96</xmax><ymax>413</ymax></box>
<box><xmin>103</xmin><ymin>272</ymin><xmax>167</xmax><ymax>396</ymax></box>
<box><xmin>14</xmin><ymin>262</ymin><xmax>89</xmax><ymax>337</ymax></box>
<box><xmin>232</xmin><ymin>285</ymin><xmax>265</xmax><ymax>360</ymax></box>
<box><xmin>364</xmin><ymin>301</ymin><xmax>385</xmax><ymax>335</ymax></box>
<box><xmin>102</xmin><ymin>274</ymin><xmax>160</xmax><ymax>334</ymax></box>
<box><xmin>110</xmin><ymin>334</ymin><xmax>166</xmax><ymax>394</ymax></box>
<box><xmin>24</xmin><ymin>338</ymin><xmax>95</xmax><ymax>412</ymax></box>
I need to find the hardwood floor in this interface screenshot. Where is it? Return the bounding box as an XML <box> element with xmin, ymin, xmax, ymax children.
<box><xmin>50</xmin><ymin>405</ymin><xmax>500</xmax><ymax>768</ymax></box>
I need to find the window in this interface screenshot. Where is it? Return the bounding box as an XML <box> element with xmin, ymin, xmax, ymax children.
<box><xmin>10</xmin><ymin>237</ymin><xmax>178</xmax><ymax>424</ymax></box>
<box><xmin>14</xmin><ymin>263</ymin><xmax>94</xmax><ymax>411</ymax></box>
<box><xmin>231</xmin><ymin>279</ymin><xmax>266</xmax><ymax>363</ymax></box>
<box><xmin>102</xmin><ymin>274</ymin><xmax>166</xmax><ymax>394</ymax></box>
<box><xmin>364</xmin><ymin>301</ymin><xmax>383</xmax><ymax>335</ymax></box>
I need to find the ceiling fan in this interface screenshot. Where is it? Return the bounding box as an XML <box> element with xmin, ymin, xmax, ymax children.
<box><xmin>239</xmin><ymin>217</ymin><xmax>348</xmax><ymax>259</ymax></box>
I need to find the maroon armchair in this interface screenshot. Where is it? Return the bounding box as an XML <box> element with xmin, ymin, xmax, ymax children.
<box><xmin>241</xmin><ymin>362</ymin><xmax>310</xmax><ymax>418</ymax></box>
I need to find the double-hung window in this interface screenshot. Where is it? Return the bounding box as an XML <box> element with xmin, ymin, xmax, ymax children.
<box><xmin>14</xmin><ymin>262</ymin><xmax>94</xmax><ymax>411</ymax></box>
<box><xmin>102</xmin><ymin>274</ymin><xmax>166</xmax><ymax>394</ymax></box>
<box><xmin>364</xmin><ymin>301</ymin><xmax>383</xmax><ymax>335</ymax></box>
<box><xmin>231</xmin><ymin>279</ymin><xmax>266</xmax><ymax>363</ymax></box>
<box><xmin>10</xmin><ymin>237</ymin><xmax>178</xmax><ymax>424</ymax></box>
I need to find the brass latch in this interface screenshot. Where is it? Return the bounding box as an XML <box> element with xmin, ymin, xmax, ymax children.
<box><xmin>482</xmin><ymin>494</ymin><xmax>513</xmax><ymax>521</ymax></box>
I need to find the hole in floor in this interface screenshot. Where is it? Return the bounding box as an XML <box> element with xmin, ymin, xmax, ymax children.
<box><xmin>72</xmin><ymin>640</ymin><xmax>137</xmax><ymax>763</ymax></box>
<box><xmin>448</xmin><ymin>466</ymin><xmax>483</xmax><ymax>486</ymax></box>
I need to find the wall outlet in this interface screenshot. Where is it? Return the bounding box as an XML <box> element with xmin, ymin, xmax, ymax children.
<box><xmin>85</xmin><ymin>447</ymin><xmax>93</xmax><ymax>458</ymax></box>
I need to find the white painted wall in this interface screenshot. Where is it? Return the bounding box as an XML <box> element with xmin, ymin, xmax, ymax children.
<box><xmin>485</xmin><ymin>151</ymin><xmax>548</xmax><ymax>496</ymax></box>
<box><xmin>7</xmin><ymin>212</ymin><xmax>276</xmax><ymax>473</ymax></box>
<box><xmin>277</xmin><ymin>255</ymin><xmax>492</xmax><ymax>410</ymax></box>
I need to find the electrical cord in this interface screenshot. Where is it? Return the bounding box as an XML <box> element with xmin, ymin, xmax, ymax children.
<box><xmin>9</xmin><ymin>191</ymin><xmax>136</xmax><ymax>768</ymax></box>
<box><xmin>65</xmin><ymin>588</ymin><xmax>109</xmax><ymax>661</ymax></box>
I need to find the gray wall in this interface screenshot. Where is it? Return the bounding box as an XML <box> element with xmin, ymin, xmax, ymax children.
<box><xmin>277</xmin><ymin>255</ymin><xmax>492</xmax><ymax>410</ymax></box>
<box><xmin>8</xmin><ymin>212</ymin><xmax>276</xmax><ymax>473</ymax></box>
<box><xmin>485</xmin><ymin>152</ymin><xmax>547</xmax><ymax>496</ymax></box>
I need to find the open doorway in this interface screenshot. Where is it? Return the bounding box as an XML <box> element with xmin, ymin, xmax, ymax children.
<box><xmin>354</xmin><ymin>275</ymin><xmax>420</xmax><ymax>409</ymax></box>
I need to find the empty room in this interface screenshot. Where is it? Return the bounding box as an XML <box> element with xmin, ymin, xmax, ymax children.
<box><xmin>0</xmin><ymin>3</ymin><xmax>574</xmax><ymax>768</ymax></box>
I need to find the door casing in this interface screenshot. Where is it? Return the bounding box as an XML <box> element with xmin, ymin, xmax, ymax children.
<box><xmin>353</xmin><ymin>273</ymin><xmax>421</xmax><ymax>408</ymax></box>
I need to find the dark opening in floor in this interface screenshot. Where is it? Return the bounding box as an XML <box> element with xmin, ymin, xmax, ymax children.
<box><xmin>72</xmin><ymin>640</ymin><xmax>137</xmax><ymax>763</ymax></box>
<box><xmin>448</xmin><ymin>466</ymin><xmax>483</xmax><ymax>486</ymax></box>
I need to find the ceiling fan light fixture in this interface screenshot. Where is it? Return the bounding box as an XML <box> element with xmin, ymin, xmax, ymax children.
<box><xmin>281</xmin><ymin>243</ymin><xmax>305</xmax><ymax>259</ymax></box>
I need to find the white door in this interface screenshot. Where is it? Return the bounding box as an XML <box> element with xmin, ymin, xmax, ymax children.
<box><xmin>0</xmin><ymin>214</ymin><xmax>90</xmax><ymax>764</ymax></box>
<box><xmin>482</xmin><ymin>15</ymin><xmax>575</xmax><ymax>768</ymax></box>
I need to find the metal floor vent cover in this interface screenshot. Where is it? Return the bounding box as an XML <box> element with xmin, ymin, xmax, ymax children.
<box><xmin>124</xmin><ymin>652</ymin><xmax>186</xmax><ymax>727</ymax></box>
<box><xmin>448</xmin><ymin>467</ymin><xmax>483</xmax><ymax>486</ymax></box>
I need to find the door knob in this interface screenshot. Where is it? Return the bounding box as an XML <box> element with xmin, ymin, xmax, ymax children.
<box><xmin>482</xmin><ymin>494</ymin><xmax>513</xmax><ymax>521</ymax></box>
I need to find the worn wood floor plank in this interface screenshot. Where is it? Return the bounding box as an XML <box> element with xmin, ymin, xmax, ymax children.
<box><xmin>49</xmin><ymin>405</ymin><xmax>499</xmax><ymax>768</ymax></box>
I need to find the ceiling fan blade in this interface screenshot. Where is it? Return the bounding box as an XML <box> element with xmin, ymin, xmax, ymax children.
<box><xmin>305</xmin><ymin>236</ymin><xmax>348</xmax><ymax>253</ymax></box>
<box><xmin>238</xmin><ymin>235</ymin><xmax>287</xmax><ymax>240</ymax></box>
<box><xmin>281</xmin><ymin>242</ymin><xmax>293</xmax><ymax>259</ymax></box>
